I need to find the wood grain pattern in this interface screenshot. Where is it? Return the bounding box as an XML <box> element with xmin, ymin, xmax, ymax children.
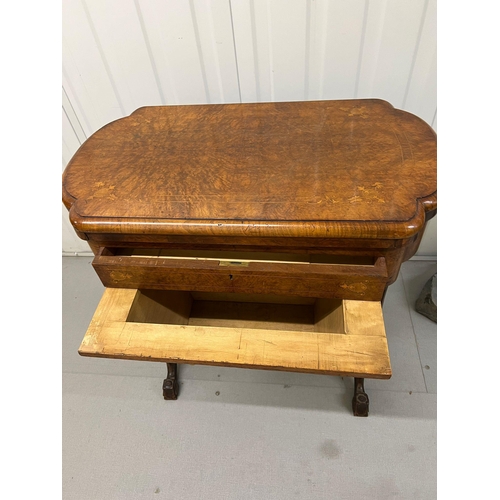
<box><xmin>126</xmin><ymin>290</ymin><xmax>192</xmax><ymax>325</ymax></box>
<box><xmin>188</xmin><ymin>300</ymin><xmax>316</xmax><ymax>332</ymax></box>
<box><xmin>62</xmin><ymin>99</ymin><xmax>436</xmax><ymax>241</ymax></box>
<box><xmin>92</xmin><ymin>249</ymin><xmax>388</xmax><ymax>299</ymax></box>
<box><xmin>314</xmin><ymin>299</ymin><xmax>344</xmax><ymax>333</ymax></box>
<box><xmin>79</xmin><ymin>288</ymin><xmax>391</xmax><ymax>379</ymax></box>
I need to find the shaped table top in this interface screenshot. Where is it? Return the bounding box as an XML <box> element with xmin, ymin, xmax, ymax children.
<box><xmin>63</xmin><ymin>99</ymin><xmax>436</xmax><ymax>240</ymax></box>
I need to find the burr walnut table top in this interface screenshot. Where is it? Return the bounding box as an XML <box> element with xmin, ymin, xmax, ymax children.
<box><xmin>62</xmin><ymin>99</ymin><xmax>436</xmax><ymax>240</ymax></box>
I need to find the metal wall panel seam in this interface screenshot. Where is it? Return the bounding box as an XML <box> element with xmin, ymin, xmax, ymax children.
<box><xmin>80</xmin><ymin>0</ymin><xmax>126</xmax><ymax>115</ymax></box>
<box><xmin>228</xmin><ymin>0</ymin><xmax>242</xmax><ymax>102</ymax></box>
<box><xmin>62</xmin><ymin>107</ymin><xmax>82</xmax><ymax>153</ymax></box>
<box><xmin>62</xmin><ymin>86</ymin><xmax>87</xmax><ymax>144</ymax></box>
<box><xmin>266</xmin><ymin>1</ymin><xmax>275</xmax><ymax>101</ymax></box>
<box><xmin>206</xmin><ymin>3</ymin><xmax>225</xmax><ymax>101</ymax></box>
<box><xmin>133</xmin><ymin>0</ymin><xmax>166</xmax><ymax>105</ymax></box>
<box><xmin>249</xmin><ymin>0</ymin><xmax>260</xmax><ymax>101</ymax></box>
<box><xmin>189</xmin><ymin>0</ymin><xmax>211</xmax><ymax>102</ymax></box>
<box><xmin>62</xmin><ymin>60</ymin><xmax>94</xmax><ymax>138</ymax></box>
<box><xmin>304</xmin><ymin>0</ymin><xmax>311</xmax><ymax>100</ymax></box>
<box><xmin>354</xmin><ymin>0</ymin><xmax>369</xmax><ymax>98</ymax></box>
<box><xmin>402</xmin><ymin>0</ymin><xmax>430</xmax><ymax>110</ymax></box>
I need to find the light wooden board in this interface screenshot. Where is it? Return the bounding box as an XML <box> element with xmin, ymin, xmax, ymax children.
<box><xmin>79</xmin><ymin>288</ymin><xmax>391</xmax><ymax>379</ymax></box>
<box><xmin>314</xmin><ymin>299</ymin><xmax>344</xmax><ymax>334</ymax></box>
<box><xmin>127</xmin><ymin>290</ymin><xmax>192</xmax><ymax>325</ymax></box>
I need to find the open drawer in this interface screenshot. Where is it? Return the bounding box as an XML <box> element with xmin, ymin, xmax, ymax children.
<box><xmin>79</xmin><ymin>288</ymin><xmax>392</xmax><ymax>380</ymax></box>
<box><xmin>92</xmin><ymin>248</ymin><xmax>388</xmax><ymax>301</ymax></box>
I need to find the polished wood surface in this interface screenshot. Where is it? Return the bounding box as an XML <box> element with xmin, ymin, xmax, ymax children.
<box><xmin>79</xmin><ymin>288</ymin><xmax>391</xmax><ymax>379</ymax></box>
<box><xmin>92</xmin><ymin>247</ymin><xmax>388</xmax><ymax>300</ymax></box>
<box><xmin>63</xmin><ymin>99</ymin><xmax>436</xmax><ymax>240</ymax></box>
<box><xmin>65</xmin><ymin>100</ymin><xmax>437</xmax><ymax>413</ymax></box>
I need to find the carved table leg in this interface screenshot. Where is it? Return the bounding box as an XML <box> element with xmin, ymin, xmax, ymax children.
<box><xmin>352</xmin><ymin>378</ymin><xmax>369</xmax><ymax>417</ymax></box>
<box><xmin>163</xmin><ymin>363</ymin><xmax>179</xmax><ymax>400</ymax></box>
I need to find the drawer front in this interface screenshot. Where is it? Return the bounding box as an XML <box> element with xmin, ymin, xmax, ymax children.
<box><xmin>92</xmin><ymin>249</ymin><xmax>388</xmax><ymax>300</ymax></box>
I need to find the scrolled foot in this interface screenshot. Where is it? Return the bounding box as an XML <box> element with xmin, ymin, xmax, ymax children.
<box><xmin>163</xmin><ymin>363</ymin><xmax>179</xmax><ymax>400</ymax></box>
<box><xmin>352</xmin><ymin>378</ymin><xmax>369</xmax><ymax>417</ymax></box>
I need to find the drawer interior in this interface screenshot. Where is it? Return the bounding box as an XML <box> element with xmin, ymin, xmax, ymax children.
<box><xmin>126</xmin><ymin>290</ymin><xmax>345</xmax><ymax>334</ymax></box>
<box><xmin>108</xmin><ymin>247</ymin><xmax>376</xmax><ymax>267</ymax></box>
<box><xmin>79</xmin><ymin>288</ymin><xmax>391</xmax><ymax>379</ymax></box>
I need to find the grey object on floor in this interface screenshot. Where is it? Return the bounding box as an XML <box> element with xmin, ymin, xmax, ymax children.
<box><xmin>415</xmin><ymin>273</ymin><xmax>437</xmax><ymax>323</ymax></box>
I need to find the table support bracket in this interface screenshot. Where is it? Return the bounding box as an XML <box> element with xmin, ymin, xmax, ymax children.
<box><xmin>163</xmin><ymin>363</ymin><xmax>179</xmax><ymax>400</ymax></box>
<box><xmin>352</xmin><ymin>378</ymin><xmax>369</xmax><ymax>417</ymax></box>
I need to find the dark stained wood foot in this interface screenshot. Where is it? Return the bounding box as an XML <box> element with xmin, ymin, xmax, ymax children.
<box><xmin>352</xmin><ymin>378</ymin><xmax>369</xmax><ymax>417</ymax></box>
<box><xmin>163</xmin><ymin>363</ymin><xmax>179</xmax><ymax>400</ymax></box>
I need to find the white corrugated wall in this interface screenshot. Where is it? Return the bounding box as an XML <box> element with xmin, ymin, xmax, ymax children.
<box><xmin>62</xmin><ymin>0</ymin><xmax>437</xmax><ymax>255</ymax></box>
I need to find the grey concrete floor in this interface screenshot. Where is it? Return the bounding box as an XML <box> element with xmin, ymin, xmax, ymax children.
<box><xmin>62</xmin><ymin>257</ymin><xmax>437</xmax><ymax>499</ymax></box>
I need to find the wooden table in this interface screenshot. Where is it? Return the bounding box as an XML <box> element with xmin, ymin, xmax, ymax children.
<box><xmin>63</xmin><ymin>99</ymin><xmax>437</xmax><ymax>416</ymax></box>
